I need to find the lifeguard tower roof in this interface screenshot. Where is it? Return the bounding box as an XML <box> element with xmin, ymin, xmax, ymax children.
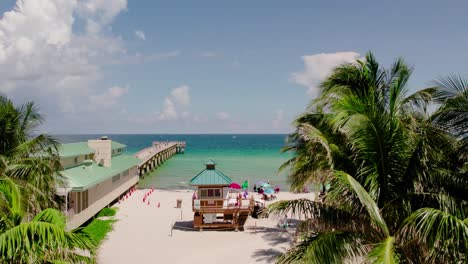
<box><xmin>188</xmin><ymin>159</ymin><xmax>232</xmax><ymax>186</ymax></box>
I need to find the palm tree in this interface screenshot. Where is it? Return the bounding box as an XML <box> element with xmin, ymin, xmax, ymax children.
<box><xmin>0</xmin><ymin>96</ymin><xmax>62</xmax><ymax>214</ymax></box>
<box><xmin>272</xmin><ymin>52</ymin><xmax>467</xmax><ymax>263</ymax></box>
<box><xmin>0</xmin><ymin>178</ymin><xmax>97</xmax><ymax>263</ymax></box>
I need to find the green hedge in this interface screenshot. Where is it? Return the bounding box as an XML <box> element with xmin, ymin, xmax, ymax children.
<box><xmin>97</xmin><ymin>207</ymin><xmax>117</xmax><ymax>217</ymax></box>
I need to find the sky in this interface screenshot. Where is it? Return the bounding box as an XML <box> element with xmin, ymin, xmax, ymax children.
<box><xmin>0</xmin><ymin>0</ymin><xmax>467</xmax><ymax>134</ymax></box>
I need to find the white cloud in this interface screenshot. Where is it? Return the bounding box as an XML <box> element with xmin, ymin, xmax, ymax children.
<box><xmin>0</xmin><ymin>0</ymin><xmax>127</xmax><ymax>99</ymax></box>
<box><xmin>291</xmin><ymin>51</ymin><xmax>360</xmax><ymax>97</ymax></box>
<box><xmin>77</xmin><ymin>0</ymin><xmax>127</xmax><ymax>34</ymax></box>
<box><xmin>272</xmin><ymin>109</ymin><xmax>284</xmax><ymax>129</ymax></box>
<box><xmin>154</xmin><ymin>85</ymin><xmax>191</xmax><ymax>121</ymax></box>
<box><xmin>134</xmin><ymin>29</ymin><xmax>145</xmax><ymax>40</ymax></box>
<box><xmin>89</xmin><ymin>85</ymin><xmax>128</xmax><ymax>110</ymax></box>
<box><xmin>216</xmin><ymin>112</ymin><xmax>230</xmax><ymax>121</ymax></box>
<box><xmin>0</xmin><ymin>0</ymin><xmax>180</xmax><ymax>120</ymax></box>
<box><xmin>156</xmin><ymin>98</ymin><xmax>178</xmax><ymax>121</ymax></box>
<box><xmin>170</xmin><ymin>85</ymin><xmax>190</xmax><ymax>107</ymax></box>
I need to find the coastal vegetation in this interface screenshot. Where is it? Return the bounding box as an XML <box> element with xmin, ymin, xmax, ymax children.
<box><xmin>273</xmin><ymin>53</ymin><xmax>467</xmax><ymax>263</ymax></box>
<box><xmin>83</xmin><ymin>218</ymin><xmax>116</xmax><ymax>246</ymax></box>
<box><xmin>97</xmin><ymin>207</ymin><xmax>118</xmax><ymax>218</ymax></box>
<box><xmin>0</xmin><ymin>96</ymin><xmax>97</xmax><ymax>263</ymax></box>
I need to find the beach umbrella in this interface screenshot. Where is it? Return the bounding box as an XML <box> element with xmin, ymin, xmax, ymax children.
<box><xmin>264</xmin><ymin>188</ymin><xmax>274</xmax><ymax>194</ymax></box>
<box><xmin>229</xmin><ymin>182</ymin><xmax>242</xmax><ymax>189</ymax></box>
<box><xmin>261</xmin><ymin>183</ymin><xmax>271</xmax><ymax>188</ymax></box>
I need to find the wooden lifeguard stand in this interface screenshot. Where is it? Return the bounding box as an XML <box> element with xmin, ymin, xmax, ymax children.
<box><xmin>189</xmin><ymin>159</ymin><xmax>254</xmax><ymax>231</ymax></box>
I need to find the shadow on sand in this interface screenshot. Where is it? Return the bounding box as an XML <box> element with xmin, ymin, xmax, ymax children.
<box><xmin>172</xmin><ymin>218</ymin><xmax>297</xmax><ymax>262</ymax></box>
<box><xmin>172</xmin><ymin>220</ymin><xmax>241</xmax><ymax>232</ymax></box>
<box><xmin>248</xmin><ymin>218</ymin><xmax>302</xmax><ymax>262</ymax></box>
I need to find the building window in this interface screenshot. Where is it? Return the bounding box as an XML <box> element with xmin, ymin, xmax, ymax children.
<box><xmin>74</xmin><ymin>157</ymin><xmax>78</xmax><ymax>164</ymax></box>
<box><xmin>121</xmin><ymin>169</ymin><xmax>129</xmax><ymax>177</ymax></box>
<box><xmin>85</xmin><ymin>154</ymin><xmax>88</xmax><ymax>160</ymax></box>
<box><xmin>112</xmin><ymin>174</ymin><xmax>120</xmax><ymax>183</ymax></box>
<box><xmin>200</xmin><ymin>188</ymin><xmax>221</xmax><ymax>198</ymax></box>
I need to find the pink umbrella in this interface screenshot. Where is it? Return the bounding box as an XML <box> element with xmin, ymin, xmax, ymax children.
<box><xmin>229</xmin><ymin>182</ymin><xmax>241</xmax><ymax>189</ymax></box>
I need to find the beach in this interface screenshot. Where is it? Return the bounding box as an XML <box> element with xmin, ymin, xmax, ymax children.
<box><xmin>99</xmin><ymin>189</ymin><xmax>315</xmax><ymax>264</ymax></box>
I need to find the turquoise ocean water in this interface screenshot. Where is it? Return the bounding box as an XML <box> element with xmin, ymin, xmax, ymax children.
<box><xmin>55</xmin><ymin>134</ymin><xmax>293</xmax><ymax>190</ymax></box>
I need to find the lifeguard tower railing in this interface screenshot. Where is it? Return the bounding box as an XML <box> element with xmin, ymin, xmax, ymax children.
<box><xmin>192</xmin><ymin>197</ymin><xmax>254</xmax><ymax>213</ymax></box>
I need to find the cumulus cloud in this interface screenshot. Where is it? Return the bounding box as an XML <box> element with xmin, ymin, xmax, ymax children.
<box><xmin>134</xmin><ymin>29</ymin><xmax>145</xmax><ymax>40</ymax></box>
<box><xmin>156</xmin><ymin>97</ymin><xmax>178</xmax><ymax>121</ymax></box>
<box><xmin>76</xmin><ymin>0</ymin><xmax>127</xmax><ymax>34</ymax></box>
<box><xmin>272</xmin><ymin>109</ymin><xmax>284</xmax><ymax>129</ymax></box>
<box><xmin>291</xmin><ymin>51</ymin><xmax>360</xmax><ymax>97</ymax></box>
<box><xmin>89</xmin><ymin>85</ymin><xmax>128</xmax><ymax>110</ymax></box>
<box><xmin>154</xmin><ymin>85</ymin><xmax>191</xmax><ymax>121</ymax></box>
<box><xmin>216</xmin><ymin>112</ymin><xmax>230</xmax><ymax>121</ymax></box>
<box><xmin>170</xmin><ymin>85</ymin><xmax>190</xmax><ymax>107</ymax></box>
<box><xmin>0</xmin><ymin>0</ymin><xmax>129</xmax><ymax>115</ymax></box>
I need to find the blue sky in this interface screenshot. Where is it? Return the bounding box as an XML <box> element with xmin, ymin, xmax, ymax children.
<box><xmin>0</xmin><ymin>0</ymin><xmax>467</xmax><ymax>134</ymax></box>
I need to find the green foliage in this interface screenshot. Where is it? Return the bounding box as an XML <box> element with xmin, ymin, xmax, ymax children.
<box><xmin>367</xmin><ymin>236</ymin><xmax>399</xmax><ymax>264</ymax></box>
<box><xmin>83</xmin><ymin>218</ymin><xmax>116</xmax><ymax>246</ymax></box>
<box><xmin>97</xmin><ymin>207</ymin><xmax>118</xmax><ymax>217</ymax></box>
<box><xmin>276</xmin><ymin>52</ymin><xmax>467</xmax><ymax>263</ymax></box>
<box><xmin>0</xmin><ymin>96</ymin><xmax>97</xmax><ymax>262</ymax></box>
<box><xmin>0</xmin><ymin>181</ymin><xmax>97</xmax><ymax>263</ymax></box>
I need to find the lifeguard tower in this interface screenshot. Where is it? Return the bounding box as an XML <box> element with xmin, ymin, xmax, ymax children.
<box><xmin>189</xmin><ymin>159</ymin><xmax>253</xmax><ymax>231</ymax></box>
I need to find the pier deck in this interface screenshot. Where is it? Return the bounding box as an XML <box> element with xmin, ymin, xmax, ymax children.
<box><xmin>135</xmin><ymin>141</ymin><xmax>185</xmax><ymax>176</ymax></box>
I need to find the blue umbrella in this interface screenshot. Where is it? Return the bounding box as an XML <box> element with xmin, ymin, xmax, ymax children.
<box><xmin>264</xmin><ymin>188</ymin><xmax>274</xmax><ymax>194</ymax></box>
<box><xmin>261</xmin><ymin>183</ymin><xmax>271</xmax><ymax>188</ymax></box>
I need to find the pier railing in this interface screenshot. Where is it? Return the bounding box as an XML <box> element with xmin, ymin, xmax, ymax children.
<box><xmin>135</xmin><ymin>141</ymin><xmax>186</xmax><ymax>176</ymax></box>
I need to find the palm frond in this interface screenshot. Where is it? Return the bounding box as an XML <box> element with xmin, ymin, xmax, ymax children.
<box><xmin>367</xmin><ymin>236</ymin><xmax>400</xmax><ymax>264</ymax></box>
<box><xmin>33</xmin><ymin>208</ymin><xmax>67</xmax><ymax>228</ymax></box>
<box><xmin>400</xmin><ymin>207</ymin><xmax>468</xmax><ymax>262</ymax></box>
<box><xmin>278</xmin><ymin>231</ymin><xmax>368</xmax><ymax>264</ymax></box>
<box><xmin>330</xmin><ymin>171</ymin><xmax>389</xmax><ymax>237</ymax></box>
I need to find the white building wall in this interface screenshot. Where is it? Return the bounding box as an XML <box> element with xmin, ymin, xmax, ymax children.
<box><xmin>88</xmin><ymin>139</ymin><xmax>112</xmax><ymax>167</ymax></box>
<box><xmin>66</xmin><ymin>166</ymin><xmax>139</xmax><ymax>230</ymax></box>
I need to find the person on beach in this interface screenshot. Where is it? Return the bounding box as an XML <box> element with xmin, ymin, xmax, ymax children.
<box><xmin>192</xmin><ymin>191</ymin><xmax>197</xmax><ymax>200</ymax></box>
<box><xmin>253</xmin><ymin>184</ymin><xmax>257</xmax><ymax>192</ymax></box>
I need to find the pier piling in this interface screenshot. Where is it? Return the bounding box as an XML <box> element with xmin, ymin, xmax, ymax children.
<box><xmin>134</xmin><ymin>141</ymin><xmax>186</xmax><ymax>177</ymax></box>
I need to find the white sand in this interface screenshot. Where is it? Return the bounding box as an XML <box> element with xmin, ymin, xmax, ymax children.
<box><xmin>99</xmin><ymin>189</ymin><xmax>315</xmax><ymax>264</ymax></box>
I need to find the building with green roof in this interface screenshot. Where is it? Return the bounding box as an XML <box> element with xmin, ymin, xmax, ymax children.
<box><xmin>188</xmin><ymin>159</ymin><xmax>232</xmax><ymax>186</ymax></box>
<box><xmin>189</xmin><ymin>160</ymin><xmax>253</xmax><ymax>230</ymax></box>
<box><xmin>57</xmin><ymin>136</ymin><xmax>140</xmax><ymax>230</ymax></box>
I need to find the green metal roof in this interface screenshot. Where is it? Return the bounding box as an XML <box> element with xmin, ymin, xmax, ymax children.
<box><xmin>111</xmin><ymin>141</ymin><xmax>126</xmax><ymax>150</ymax></box>
<box><xmin>58</xmin><ymin>143</ymin><xmax>94</xmax><ymax>158</ymax></box>
<box><xmin>204</xmin><ymin>159</ymin><xmax>217</xmax><ymax>165</ymax></box>
<box><xmin>189</xmin><ymin>167</ymin><xmax>232</xmax><ymax>186</ymax></box>
<box><xmin>58</xmin><ymin>141</ymin><xmax>126</xmax><ymax>158</ymax></box>
<box><xmin>61</xmin><ymin>154</ymin><xmax>140</xmax><ymax>191</ymax></box>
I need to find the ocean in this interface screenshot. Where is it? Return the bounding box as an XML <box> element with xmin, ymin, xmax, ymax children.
<box><xmin>55</xmin><ymin>134</ymin><xmax>293</xmax><ymax>190</ymax></box>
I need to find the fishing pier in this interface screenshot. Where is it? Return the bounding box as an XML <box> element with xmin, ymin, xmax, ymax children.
<box><xmin>135</xmin><ymin>141</ymin><xmax>186</xmax><ymax>176</ymax></box>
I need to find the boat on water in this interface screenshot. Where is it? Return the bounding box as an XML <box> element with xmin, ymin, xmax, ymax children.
<box><xmin>232</xmin><ymin>136</ymin><xmax>237</xmax><ymax>139</ymax></box>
